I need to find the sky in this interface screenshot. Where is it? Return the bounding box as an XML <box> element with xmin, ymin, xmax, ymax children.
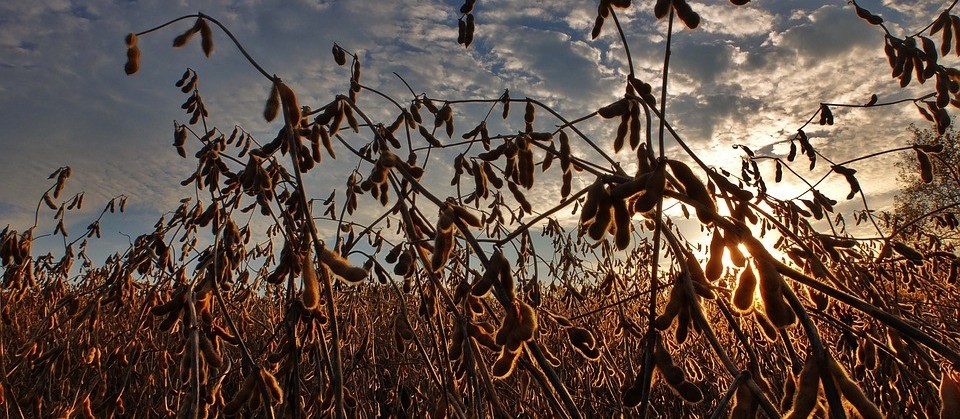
<box><xmin>0</xmin><ymin>0</ymin><xmax>951</xmax><ymax>262</ymax></box>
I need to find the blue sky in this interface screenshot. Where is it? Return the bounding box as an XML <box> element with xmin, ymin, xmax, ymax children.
<box><xmin>0</xmin><ymin>0</ymin><xmax>949</xmax><ymax>262</ymax></box>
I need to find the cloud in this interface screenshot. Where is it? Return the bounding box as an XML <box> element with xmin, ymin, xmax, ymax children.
<box><xmin>668</xmin><ymin>84</ymin><xmax>765</xmax><ymax>143</ymax></box>
<box><xmin>881</xmin><ymin>0</ymin><xmax>945</xmax><ymax>26</ymax></box>
<box><xmin>671</xmin><ymin>41</ymin><xmax>735</xmax><ymax>86</ymax></box>
<box><xmin>771</xmin><ymin>5</ymin><xmax>878</xmax><ymax>60</ymax></box>
<box><xmin>694</xmin><ymin>2</ymin><xmax>776</xmax><ymax>38</ymax></box>
<box><xmin>0</xmin><ymin>0</ymin><xmax>950</xmax><ymax>258</ymax></box>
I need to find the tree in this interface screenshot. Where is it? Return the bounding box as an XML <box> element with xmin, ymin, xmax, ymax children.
<box><xmin>894</xmin><ymin>126</ymin><xmax>960</xmax><ymax>245</ymax></box>
<box><xmin>2</xmin><ymin>2</ymin><xmax>960</xmax><ymax>418</ymax></box>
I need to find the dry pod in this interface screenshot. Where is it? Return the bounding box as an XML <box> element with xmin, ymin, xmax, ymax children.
<box><xmin>276</xmin><ymin>81</ymin><xmax>301</xmax><ymax>125</ymax></box>
<box><xmin>540</xmin><ymin>343</ymin><xmax>562</xmax><ymax>367</ymax></box>
<box><xmin>654</xmin><ymin>0</ymin><xmax>671</xmax><ymax>19</ymax></box>
<box><xmin>199</xmin><ymin>334</ymin><xmax>222</xmax><ymax>369</ymax></box>
<box><xmin>612</xmin><ymin>199</ymin><xmax>631</xmax><ymax>250</ymax></box>
<box><xmin>942</xmin><ymin>368</ymin><xmax>960</xmax><ymax>419</ymax></box>
<box><xmin>916</xmin><ymin>148</ymin><xmax>934</xmax><ymax>183</ymax></box>
<box><xmin>395</xmin><ymin>314</ymin><xmax>415</xmax><ymax>341</ymax></box>
<box><xmin>891</xmin><ymin>241</ymin><xmax>924</xmax><ymax>262</ymax></box>
<box><xmin>501</xmin><ymin>90</ymin><xmax>510</xmax><ymax>119</ymax></box>
<box><xmin>430</xmin><ymin>211</ymin><xmax>456</xmax><ymax>272</ymax></box>
<box><xmin>654</xmin><ymin>283</ymin><xmax>686</xmax><ymax>330</ymax></box>
<box><xmin>223</xmin><ymin>374</ymin><xmax>257</xmax><ymax>415</ymax></box>
<box><xmin>467</xmin><ymin>322</ymin><xmax>499</xmax><ymax>350</ymax></box>
<box><xmin>264</xmin><ymin>84</ymin><xmax>281</xmax><ymax>122</ymax></box>
<box><xmin>667</xmin><ymin>159</ymin><xmax>716</xmax><ymax>223</ymax></box>
<box><xmin>704</xmin><ymin>229</ymin><xmax>724</xmax><ymax>281</ymax></box>
<box><xmin>652</xmin><ymin>336</ymin><xmax>701</xmax><ymax>403</ymax></box>
<box><xmin>672</xmin><ymin>0</ymin><xmax>701</xmax><ymax>29</ymax></box>
<box><xmin>150</xmin><ymin>291</ymin><xmax>187</xmax><ymax>317</ymax></box>
<box><xmin>587</xmin><ymin>195</ymin><xmax>613</xmax><ymax>241</ymax></box>
<box><xmin>318</xmin><ymin>246</ymin><xmax>367</xmax><ymax>284</ymax></box>
<box><xmin>785</xmin><ymin>355</ymin><xmax>821</xmax><ymax>419</ymax></box>
<box><xmin>172</xmin><ymin>18</ymin><xmax>204</xmax><ymax>48</ymax></box>
<box><xmin>579</xmin><ymin>178</ymin><xmax>606</xmax><ymax>227</ymax></box>
<box><xmin>492</xmin><ymin>347</ymin><xmax>521</xmax><ymax>379</ymax></box>
<box><xmin>675</xmin><ymin>381</ymin><xmax>703</xmax><ymax>404</ymax></box>
<box><xmin>513</xmin><ymin>301</ymin><xmax>538</xmax><ymax>342</ymax></box>
<box><xmin>598</xmin><ymin>98</ymin><xmax>630</xmax><ymax>118</ymax></box>
<box><xmin>857</xmin><ymin>338</ymin><xmax>877</xmax><ymax>370</ymax></box>
<box><xmin>732</xmin><ymin>263</ymin><xmax>757</xmax><ymax>312</ymax></box>
<box><xmin>301</xmin><ymin>254</ymin><xmax>321</xmax><ymax>310</ymax></box>
<box><xmin>591</xmin><ymin>14</ymin><xmax>605</xmax><ymax>39</ymax></box>
<box><xmin>419</xmin><ymin>125</ymin><xmax>442</xmax><ymax>147</ymax></box>
<box><xmin>567</xmin><ymin>326</ymin><xmax>601</xmax><ymax>360</ymax></box>
<box><xmin>260</xmin><ymin>369</ymin><xmax>284</xmax><ymax>405</ymax></box>
<box><xmin>125</xmin><ymin>44</ymin><xmax>141</xmax><ymax>75</ymax></box>
<box><xmin>622</xmin><ymin>372</ymin><xmax>645</xmax><ymax>407</ymax></box>
<box><xmin>464</xmin><ymin>13</ymin><xmax>475</xmax><ymax>47</ymax></box>
<box><xmin>730</xmin><ymin>382</ymin><xmax>759</xmax><ymax>418</ymax></box>
<box><xmin>753</xmin><ymin>310</ymin><xmax>779</xmax><ymax>342</ymax></box>
<box><xmin>854</xmin><ymin>3</ymin><xmax>883</xmax><ymax>25</ymax></box>
<box><xmin>471</xmin><ymin>269</ymin><xmax>495</xmax><ymax>298</ymax></box>
<box><xmin>828</xmin><ymin>356</ymin><xmax>882</xmax><ymax>419</ymax></box>
<box><xmin>632</xmin><ymin>162</ymin><xmax>667</xmax><ymax>213</ymax></box>
<box><xmin>451</xmin><ymin>204</ymin><xmax>482</xmax><ymax>227</ymax></box>
<box><xmin>332</xmin><ymin>44</ymin><xmax>347</xmax><ymax>66</ymax></box>
<box><xmin>611</xmin><ymin>171</ymin><xmax>652</xmax><ymax>200</ymax></box>
<box><xmin>756</xmin><ymin>257</ymin><xmax>796</xmax><ymax>328</ymax></box>
<box><xmin>524</xmin><ymin>100</ymin><xmax>536</xmax><ymax>129</ymax></box>
<box><xmin>199</xmin><ymin>18</ymin><xmax>214</xmax><ymax>57</ymax></box>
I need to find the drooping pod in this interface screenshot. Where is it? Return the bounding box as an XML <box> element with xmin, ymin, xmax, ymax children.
<box><xmin>318</xmin><ymin>246</ymin><xmax>367</xmax><ymax>284</ymax></box>
<box><xmin>784</xmin><ymin>355</ymin><xmax>821</xmax><ymax>419</ymax></box>
<box><xmin>827</xmin><ymin>356</ymin><xmax>882</xmax><ymax>419</ymax></box>
<box><xmin>301</xmin><ymin>251</ymin><xmax>321</xmax><ymax>310</ymax></box>
<box><xmin>731</xmin><ymin>262</ymin><xmax>757</xmax><ymax>312</ymax></box>
<box><xmin>667</xmin><ymin>159</ymin><xmax>717</xmax><ymax>224</ymax></box>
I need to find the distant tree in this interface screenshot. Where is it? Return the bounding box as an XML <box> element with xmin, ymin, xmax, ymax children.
<box><xmin>894</xmin><ymin>126</ymin><xmax>960</xmax><ymax>246</ymax></box>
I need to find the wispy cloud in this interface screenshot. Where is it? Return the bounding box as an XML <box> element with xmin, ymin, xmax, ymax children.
<box><xmin>0</xmin><ymin>0</ymin><xmax>950</xmax><ymax>251</ymax></box>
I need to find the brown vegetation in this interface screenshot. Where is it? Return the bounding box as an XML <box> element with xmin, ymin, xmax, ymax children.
<box><xmin>3</xmin><ymin>1</ymin><xmax>960</xmax><ymax>418</ymax></box>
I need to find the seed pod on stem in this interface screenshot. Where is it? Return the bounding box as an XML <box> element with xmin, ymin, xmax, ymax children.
<box><xmin>755</xmin><ymin>256</ymin><xmax>796</xmax><ymax>328</ymax></box>
<box><xmin>942</xmin><ymin>369</ymin><xmax>960</xmax><ymax>418</ymax></box>
<box><xmin>199</xmin><ymin>18</ymin><xmax>214</xmax><ymax>57</ymax></box>
<box><xmin>784</xmin><ymin>355</ymin><xmax>821</xmax><ymax>419</ymax></box>
<box><xmin>704</xmin><ymin>229</ymin><xmax>725</xmax><ymax>282</ymax></box>
<box><xmin>277</xmin><ymin>81</ymin><xmax>301</xmax><ymax>125</ymax></box>
<box><xmin>301</xmin><ymin>252</ymin><xmax>322</xmax><ymax>310</ymax></box>
<box><xmin>223</xmin><ymin>373</ymin><xmax>257</xmax><ymax>415</ymax></box>
<box><xmin>667</xmin><ymin>159</ymin><xmax>717</xmax><ymax>224</ymax></box>
<box><xmin>318</xmin><ymin>246</ymin><xmax>367</xmax><ymax>284</ymax></box>
<box><xmin>828</xmin><ymin>356</ymin><xmax>882</xmax><ymax>419</ymax></box>
<box><xmin>732</xmin><ymin>262</ymin><xmax>757</xmax><ymax>312</ymax></box>
<box><xmin>492</xmin><ymin>347</ymin><xmax>521</xmax><ymax>379</ymax></box>
<box><xmin>125</xmin><ymin>44</ymin><xmax>141</xmax><ymax>75</ymax></box>
<box><xmin>263</xmin><ymin>84</ymin><xmax>280</xmax><ymax>122</ymax></box>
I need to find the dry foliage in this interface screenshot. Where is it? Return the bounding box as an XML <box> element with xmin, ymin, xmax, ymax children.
<box><xmin>4</xmin><ymin>2</ymin><xmax>960</xmax><ymax>418</ymax></box>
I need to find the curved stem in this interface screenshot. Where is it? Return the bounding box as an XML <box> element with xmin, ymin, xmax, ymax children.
<box><xmin>609</xmin><ymin>9</ymin><xmax>634</xmax><ymax>77</ymax></box>
<box><xmin>198</xmin><ymin>13</ymin><xmax>275</xmax><ymax>81</ymax></box>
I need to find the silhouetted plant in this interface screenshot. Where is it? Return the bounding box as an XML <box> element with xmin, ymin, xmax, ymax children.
<box><xmin>2</xmin><ymin>2</ymin><xmax>960</xmax><ymax>418</ymax></box>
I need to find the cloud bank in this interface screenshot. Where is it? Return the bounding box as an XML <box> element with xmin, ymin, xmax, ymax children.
<box><xmin>0</xmin><ymin>0</ymin><xmax>951</xmax><ymax>258</ymax></box>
